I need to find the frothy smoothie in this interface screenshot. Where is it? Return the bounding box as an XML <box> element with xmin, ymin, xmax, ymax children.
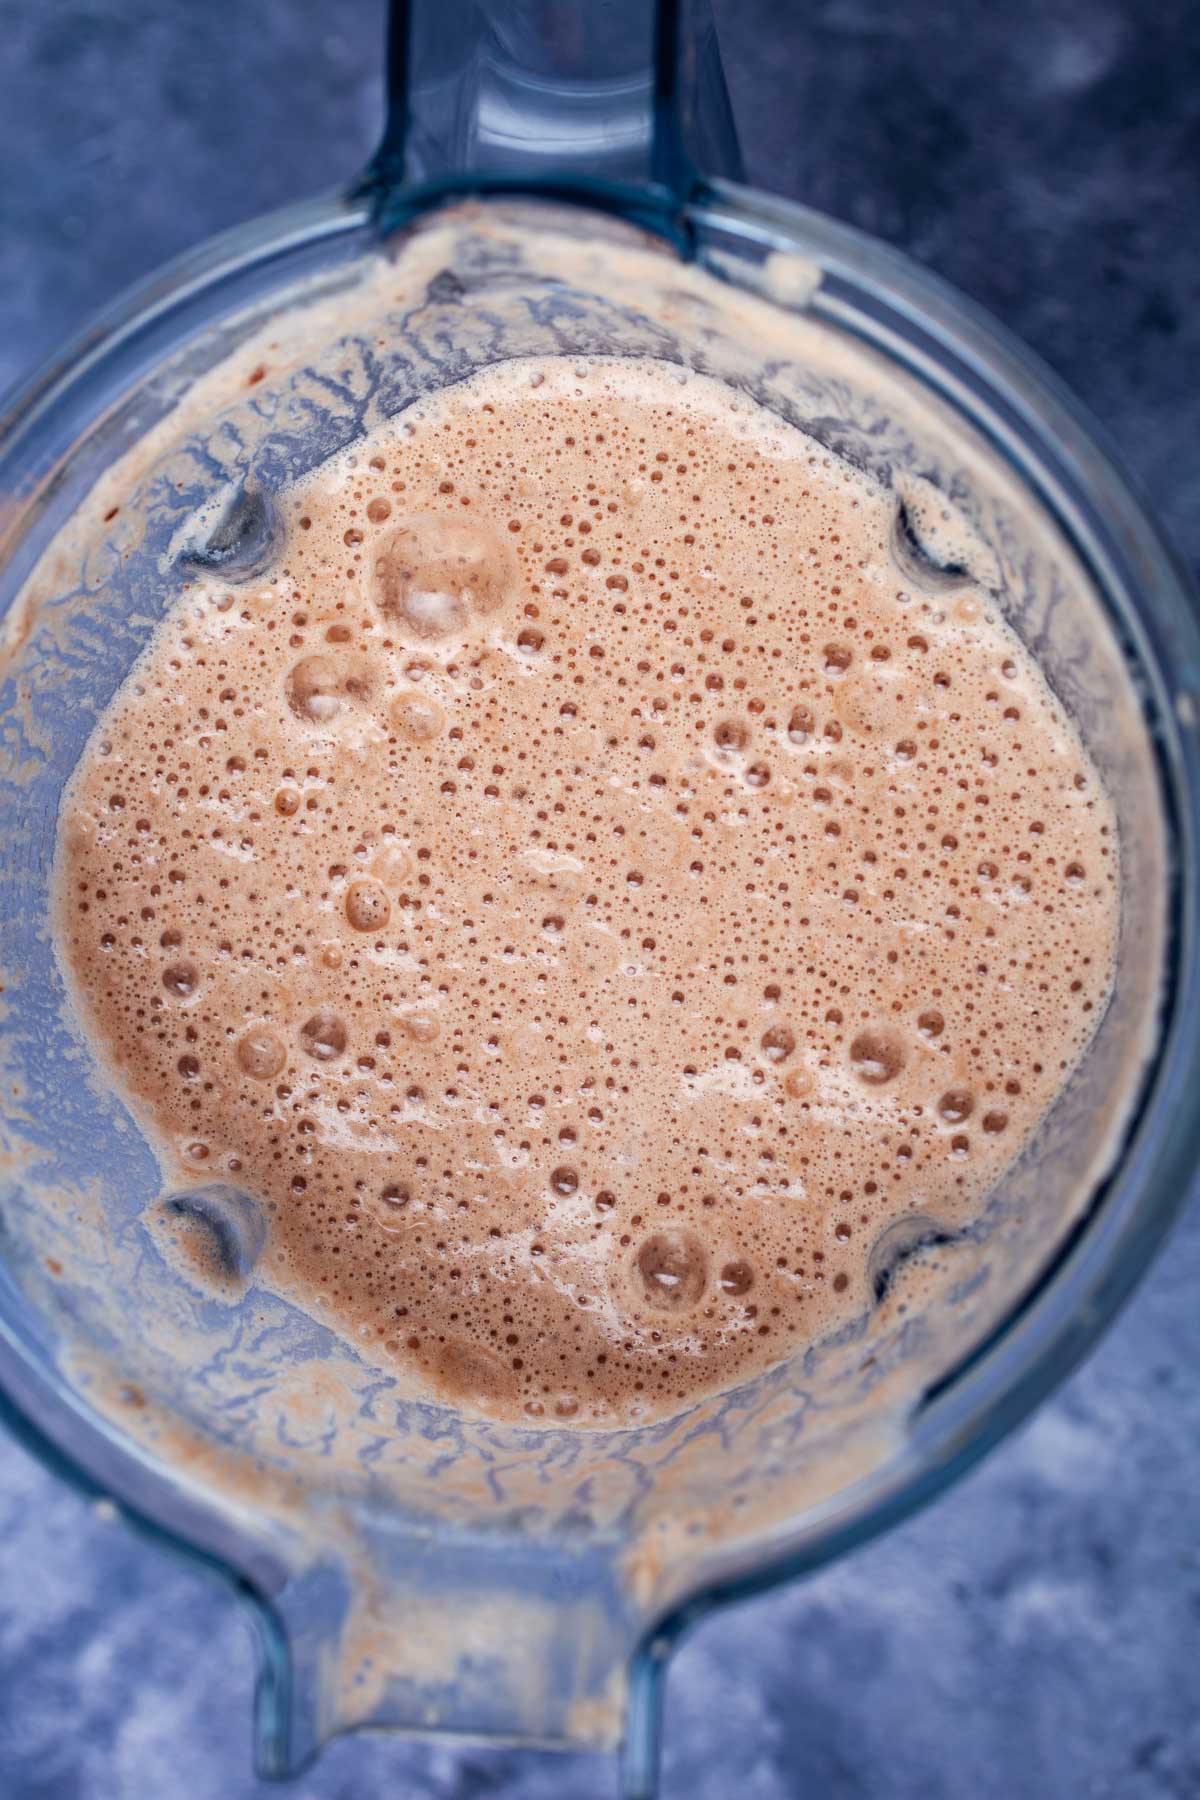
<box><xmin>54</xmin><ymin>357</ymin><xmax>1118</xmax><ymax>1425</ymax></box>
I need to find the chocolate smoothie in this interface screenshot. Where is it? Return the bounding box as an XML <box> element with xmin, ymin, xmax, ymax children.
<box><xmin>54</xmin><ymin>356</ymin><xmax>1118</xmax><ymax>1426</ymax></box>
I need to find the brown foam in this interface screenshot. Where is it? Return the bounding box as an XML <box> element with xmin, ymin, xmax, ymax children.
<box><xmin>53</xmin><ymin>357</ymin><xmax>1118</xmax><ymax>1426</ymax></box>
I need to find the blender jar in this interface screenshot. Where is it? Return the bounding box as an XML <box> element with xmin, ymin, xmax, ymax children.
<box><xmin>0</xmin><ymin>3</ymin><xmax>1197</xmax><ymax>1796</ymax></box>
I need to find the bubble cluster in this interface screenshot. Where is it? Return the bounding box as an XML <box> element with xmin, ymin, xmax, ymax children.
<box><xmin>55</xmin><ymin>357</ymin><xmax>1118</xmax><ymax>1427</ymax></box>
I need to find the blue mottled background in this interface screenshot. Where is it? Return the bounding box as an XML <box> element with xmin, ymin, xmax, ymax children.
<box><xmin>1</xmin><ymin>2</ymin><xmax>1198</xmax><ymax>1795</ymax></box>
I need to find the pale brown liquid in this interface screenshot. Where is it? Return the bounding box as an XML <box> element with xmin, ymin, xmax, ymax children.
<box><xmin>55</xmin><ymin>359</ymin><xmax>1118</xmax><ymax>1425</ymax></box>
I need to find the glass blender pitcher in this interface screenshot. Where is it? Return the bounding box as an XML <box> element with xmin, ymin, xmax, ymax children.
<box><xmin>0</xmin><ymin>3</ymin><xmax>1197</xmax><ymax>1795</ymax></box>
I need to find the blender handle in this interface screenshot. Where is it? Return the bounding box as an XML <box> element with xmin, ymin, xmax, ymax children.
<box><xmin>363</xmin><ymin>0</ymin><xmax>744</xmax><ymax>236</ymax></box>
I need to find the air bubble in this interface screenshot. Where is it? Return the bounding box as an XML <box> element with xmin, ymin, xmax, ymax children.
<box><xmin>237</xmin><ymin>1028</ymin><xmax>286</xmax><ymax>1080</ymax></box>
<box><xmin>634</xmin><ymin>1231</ymin><xmax>708</xmax><ymax>1311</ymax></box>
<box><xmin>371</xmin><ymin>1182</ymin><xmax>411</xmax><ymax>1229</ymax></box>
<box><xmin>163</xmin><ymin>962</ymin><xmax>197</xmax><ymax>998</ymax></box>
<box><xmin>392</xmin><ymin>690</ymin><xmax>445</xmax><ymax>742</ymax></box>
<box><xmin>301</xmin><ymin>1010</ymin><xmax>347</xmax><ymax>1061</ymax></box>
<box><xmin>760</xmin><ymin>1024</ymin><xmax>796</xmax><ymax>1063</ymax></box>
<box><xmin>787</xmin><ymin>706</ymin><xmax>814</xmax><ymax>743</ymax></box>
<box><xmin>938</xmin><ymin>1088</ymin><xmax>974</xmax><ymax>1124</ymax></box>
<box><xmin>714</xmin><ymin>719</ymin><xmax>749</xmax><ymax>753</ymax></box>
<box><xmin>375</xmin><ymin>845</ymin><xmax>413</xmax><ymax>887</ymax></box>
<box><xmin>287</xmin><ymin>654</ymin><xmax>372</xmax><ymax>723</ymax></box>
<box><xmin>374</xmin><ymin>515</ymin><xmax>516</xmax><ymax>639</ymax></box>
<box><xmin>346</xmin><ymin>881</ymin><xmax>391</xmax><ymax>932</ymax></box>
<box><xmin>402</xmin><ymin>1011</ymin><xmax>439</xmax><ymax>1043</ymax></box>
<box><xmin>718</xmin><ymin>1259</ymin><xmax>755</xmax><ymax>1296</ymax></box>
<box><xmin>849</xmin><ymin>1028</ymin><xmax>906</xmax><ymax>1084</ymax></box>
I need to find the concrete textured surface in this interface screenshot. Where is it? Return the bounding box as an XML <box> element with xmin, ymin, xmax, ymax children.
<box><xmin>1</xmin><ymin>2</ymin><xmax>1198</xmax><ymax>1795</ymax></box>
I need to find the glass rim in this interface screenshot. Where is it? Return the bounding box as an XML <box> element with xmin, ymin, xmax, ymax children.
<box><xmin>1</xmin><ymin>175</ymin><xmax>1197</xmax><ymax>1669</ymax></box>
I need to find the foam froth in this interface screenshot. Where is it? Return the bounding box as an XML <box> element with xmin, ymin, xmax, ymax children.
<box><xmin>55</xmin><ymin>358</ymin><xmax>1118</xmax><ymax>1425</ymax></box>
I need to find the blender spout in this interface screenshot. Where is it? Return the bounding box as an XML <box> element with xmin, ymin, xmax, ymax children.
<box><xmin>363</xmin><ymin>0</ymin><xmax>744</xmax><ymax>235</ymax></box>
<box><xmin>246</xmin><ymin>1520</ymin><xmax>665</xmax><ymax>1783</ymax></box>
